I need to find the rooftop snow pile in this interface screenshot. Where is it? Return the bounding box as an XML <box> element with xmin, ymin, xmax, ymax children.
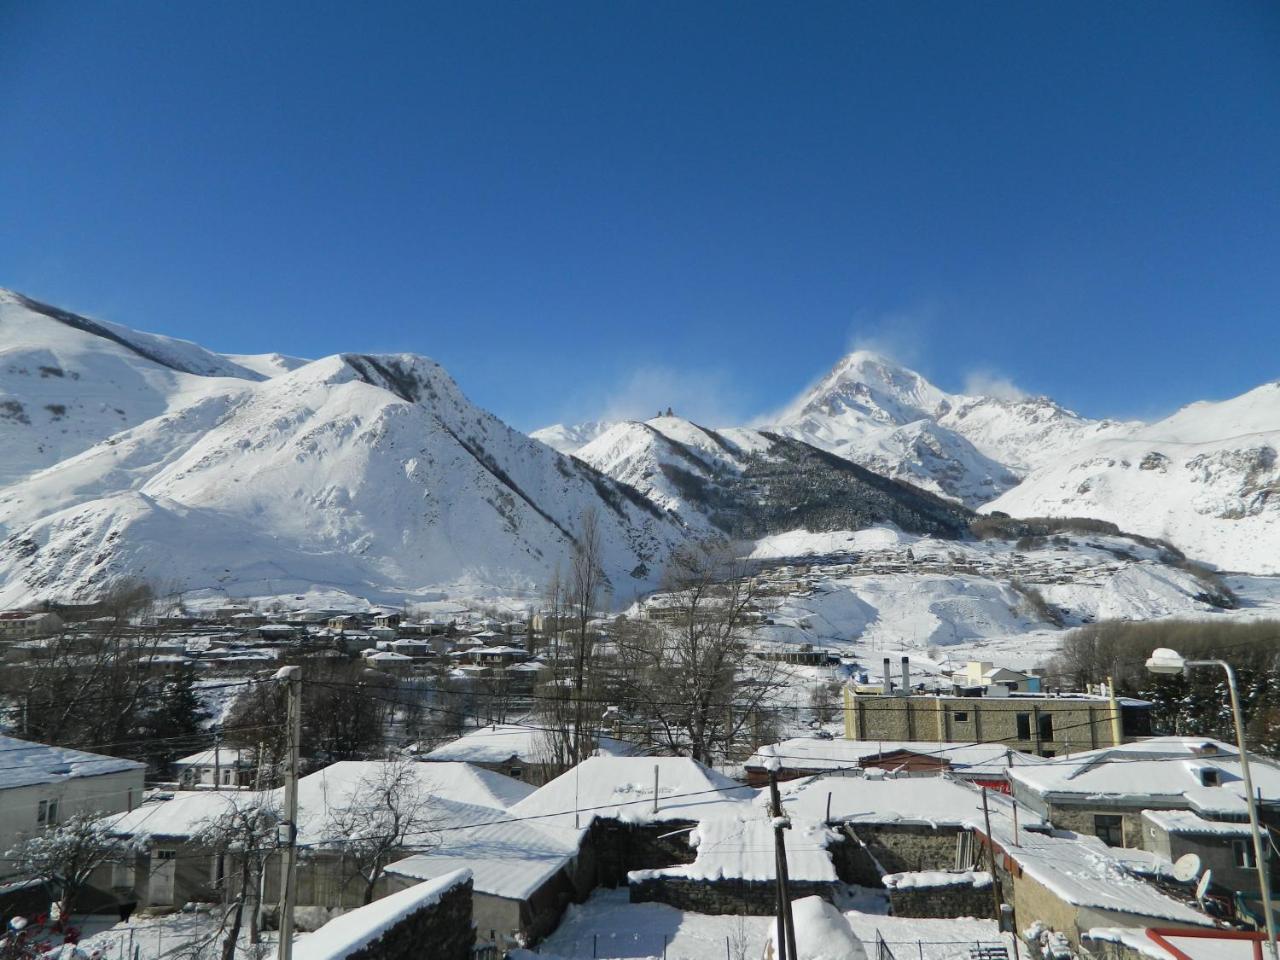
<box><xmin>291</xmin><ymin>868</ymin><xmax>471</xmax><ymax>960</ymax></box>
<box><xmin>767</xmin><ymin>895</ymin><xmax>867</xmax><ymax>960</ymax></box>
<box><xmin>883</xmin><ymin>870</ymin><xmax>992</xmax><ymax>889</ymax></box>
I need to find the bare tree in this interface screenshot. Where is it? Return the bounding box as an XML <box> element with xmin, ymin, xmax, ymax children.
<box><xmin>2</xmin><ymin>580</ymin><xmax>171</xmax><ymax>757</ymax></box>
<box><xmin>614</xmin><ymin>545</ymin><xmax>785</xmax><ymax>764</ymax></box>
<box><xmin>194</xmin><ymin>793</ymin><xmax>280</xmax><ymax>960</ymax></box>
<box><xmin>323</xmin><ymin>760</ymin><xmax>437</xmax><ymax>903</ymax></box>
<box><xmin>6</xmin><ymin>812</ymin><xmax>129</xmax><ymax>922</ymax></box>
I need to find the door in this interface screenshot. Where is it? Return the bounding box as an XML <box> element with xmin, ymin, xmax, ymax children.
<box><xmin>150</xmin><ymin>850</ymin><xmax>177</xmax><ymax>904</ymax></box>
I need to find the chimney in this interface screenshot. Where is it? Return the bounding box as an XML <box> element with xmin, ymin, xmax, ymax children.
<box><xmin>901</xmin><ymin>656</ymin><xmax>910</xmax><ymax>695</ymax></box>
<box><xmin>882</xmin><ymin>657</ymin><xmax>892</xmax><ymax>695</ymax></box>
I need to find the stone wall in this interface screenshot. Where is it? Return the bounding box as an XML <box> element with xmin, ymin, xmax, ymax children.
<box><xmin>628</xmin><ymin>875</ymin><xmax>837</xmax><ymax>915</ymax></box>
<box><xmin>1045</xmin><ymin>805</ymin><xmax>1145</xmax><ymax>848</ymax></box>
<box><xmin>887</xmin><ymin>882</ymin><xmax>995</xmax><ymax>919</ymax></box>
<box><xmin>303</xmin><ymin>877</ymin><xmax>473</xmax><ymax>960</ymax></box>
<box><xmin>586</xmin><ymin>819</ymin><xmax>697</xmax><ymax>888</ymax></box>
<box><xmin>848</xmin><ymin>824</ymin><xmax>965</xmax><ymax>875</ymax></box>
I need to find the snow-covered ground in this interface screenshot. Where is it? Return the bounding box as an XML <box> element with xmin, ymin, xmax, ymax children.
<box><xmin>513</xmin><ymin>887</ymin><xmax>1002</xmax><ymax>960</ymax></box>
<box><xmin>744</xmin><ymin>525</ymin><xmax>1269</xmax><ymax>677</ymax></box>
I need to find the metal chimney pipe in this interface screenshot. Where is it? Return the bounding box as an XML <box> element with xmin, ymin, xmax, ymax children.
<box><xmin>882</xmin><ymin>657</ymin><xmax>892</xmax><ymax>695</ymax></box>
<box><xmin>901</xmin><ymin>656</ymin><xmax>910</xmax><ymax>694</ymax></box>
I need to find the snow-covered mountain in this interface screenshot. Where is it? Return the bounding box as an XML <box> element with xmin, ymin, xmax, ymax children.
<box><xmin>766</xmin><ymin>350</ymin><xmax>1131</xmax><ymax>505</ymax></box>
<box><xmin>550</xmin><ymin>349</ymin><xmax>1276</xmax><ymax>573</ymax></box>
<box><xmin>574</xmin><ymin>415</ymin><xmax>974</xmax><ymax>540</ymax></box>
<box><xmin>985</xmin><ymin>382</ymin><xmax>1280</xmax><ymax>574</ymax></box>
<box><xmin>529</xmin><ymin>420</ymin><xmax>616</xmax><ymax>454</ymax></box>
<box><xmin>0</xmin><ymin>291</ymin><xmax>687</xmax><ymax>605</ymax></box>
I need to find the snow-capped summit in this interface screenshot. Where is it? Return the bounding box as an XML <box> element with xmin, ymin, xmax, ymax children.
<box><xmin>530</xmin><ymin>420</ymin><xmax>616</xmax><ymax>455</ymax></box>
<box><xmin>763</xmin><ymin>349</ymin><xmax>1140</xmax><ymax>506</ymax></box>
<box><xmin>775</xmin><ymin>349</ymin><xmax>951</xmax><ymax>431</ymax></box>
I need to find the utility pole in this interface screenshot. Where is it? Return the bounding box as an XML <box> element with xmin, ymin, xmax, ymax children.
<box><xmin>276</xmin><ymin>667</ymin><xmax>302</xmax><ymax>960</ymax></box>
<box><xmin>980</xmin><ymin>789</ymin><xmax>1005</xmax><ymax>928</ymax></box>
<box><xmin>767</xmin><ymin>767</ymin><xmax>798</xmax><ymax>960</ymax></box>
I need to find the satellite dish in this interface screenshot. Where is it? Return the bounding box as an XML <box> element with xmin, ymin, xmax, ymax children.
<box><xmin>1196</xmin><ymin>870</ymin><xmax>1213</xmax><ymax>904</ymax></box>
<box><xmin>1173</xmin><ymin>853</ymin><xmax>1203</xmax><ymax>883</ymax></box>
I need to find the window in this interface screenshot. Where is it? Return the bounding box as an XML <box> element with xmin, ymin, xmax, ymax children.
<box><xmin>221</xmin><ymin>770</ymin><xmax>232</xmax><ymax>785</ymax></box>
<box><xmin>156</xmin><ymin>849</ymin><xmax>177</xmax><ymax>861</ymax></box>
<box><xmin>1016</xmin><ymin>714</ymin><xmax>1032</xmax><ymax>740</ymax></box>
<box><xmin>111</xmin><ymin>861</ymin><xmax>136</xmax><ymax>888</ymax></box>
<box><xmin>1038</xmin><ymin>713</ymin><xmax>1055</xmax><ymax>741</ymax></box>
<box><xmin>1042</xmin><ymin>750</ymin><xmax>1057</xmax><ymax>759</ymax></box>
<box><xmin>953</xmin><ymin>711</ymin><xmax>969</xmax><ymax>723</ymax></box>
<box><xmin>37</xmin><ymin>798</ymin><xmax>59</xmax><ymax>826</ymax></box>
<box><xmin>1094</xmin><ymin>814</ymin><xmax>1124</xmax><ymax>847</ymax></box>
<box><xmin>1199</xmin><ymin>768</ymin><xmax>1220</xmax><ymax>787</ymax></box>
<box><xmin>1234</xmin><ymin>840</ymin><xmax>1255</xmax><ymax>868</ymax></box>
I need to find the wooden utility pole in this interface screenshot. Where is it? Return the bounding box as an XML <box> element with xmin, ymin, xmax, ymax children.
<box><xmin>276</xmin><ymin>667</ymin><xmax>302</xmax><ymax>960</ymax></box>
<box><xmin>767</xmin><ymin>768</ymin><xmax>798</xmax><ymax>960</ymax></box>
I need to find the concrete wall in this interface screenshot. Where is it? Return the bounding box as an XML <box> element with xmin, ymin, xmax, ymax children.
<box><xmin>0</xmin><ymin>769</ymin><xmax>145</xmax><ymax>877</ymax></box>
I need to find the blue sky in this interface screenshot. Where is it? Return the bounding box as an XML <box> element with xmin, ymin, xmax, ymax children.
<box><xmin>2</xmin><ymin>2</ymin><xmax>1277</xmax><ymax>431</ymax></box>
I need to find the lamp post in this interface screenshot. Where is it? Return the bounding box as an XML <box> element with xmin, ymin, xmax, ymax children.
<box><xmin>1146</xmin><ymin>648</ymin><xmax>1277</xmax><ymax>958</ymax></box>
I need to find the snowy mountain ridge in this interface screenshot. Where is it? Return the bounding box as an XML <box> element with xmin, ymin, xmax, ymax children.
<box><xmin>548</xmin><ymin>349</ymin><xmax>1278</xmax><ymax>573</ymax></box>
<box><xmin>0</xmin><ymin>291</ymin><xmax>688</xmax><ymax>605</ymax></box>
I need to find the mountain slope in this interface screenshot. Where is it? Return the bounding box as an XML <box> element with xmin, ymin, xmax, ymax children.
<box><xmin>0</xmin><ymin>294</ymin><xmax>688</xmax><ymax>604</ymax></box>
<box><xmin>0</xmin><ymin>290</ymin><xmax>263</xmax><ymax>487</ymax></box>
<box><xmin>575</xmin><ymin>415</ymin><xmax>973</xmax><ymax>540</ymax></box>
<box><xmin>985</xmin><ymin>382</ymin><xmax>1280</xmax><ymax>573</ymax></box>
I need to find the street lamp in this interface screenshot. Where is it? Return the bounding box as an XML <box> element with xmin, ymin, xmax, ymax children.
<box><xmin>1145</xmin><ymin>648</ymin><xmax>1278</xmax><ymax>957</ymax></box>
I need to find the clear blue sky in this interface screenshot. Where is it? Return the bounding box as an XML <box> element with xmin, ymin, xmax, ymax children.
<box><xmin>2</xmin><ymin>2</ymin><xmax>1277</xmax><ymax>430</ymax></box>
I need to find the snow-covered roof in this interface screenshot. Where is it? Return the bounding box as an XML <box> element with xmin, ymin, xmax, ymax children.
<box><xmin>385</xmin><ymin>819</ymin><xmax>572</xmax><ymax>902</ymax></box>
<box><xmin>1009</xmin><ymin>737</ymin><xmax>1280</xmax><ymax>807</ymax></box>
<box><xmin>173</xmin><ymin>747</ymin><xmax>255</xmax><ymax>768</ymax></box>
<box><xmin>0</xmin><ymin>734</ymin><xmax>144</xmax><ymax>790</ymax></box>
<box><xmin>748</xmin><ymin>737</ymin><xmax>1045</xmax><ymax>776</ymax></box>
<box><xmin>292</xmin><ymin>868</ymin><xmax>471</xmax><ymax>960</ymax></box>
<box><xmin>422</xmin><ymin>724</ymin><xmax>640</xmax><ymax>765</ymax></box>
<box><xmin>780</xmin><ymin>773</ymin><xmax>1021</xmax><ymax>828</ymax></box>
<box><xmin>508</xmin><ymin>756</ymin><xmax>755</xmax><ymax>850</ymax></box>
<box><xmin>782</xmin><ymin>773</ymin><xmax>1213</xmax><ymax>926</ymax></box>
<box><xmin>106</xmin><ymin>760</ymin><xmax>532</xmax><ymax>843</ymax></box>
<box><xmin>1142</xmin><ymin>809</ymin><xmax>1253</xmax><ymax>838</ymax></box>
<box><xmin>629</xmin><ymin>812</ymin><xmax>840</xmax><ymax>884</ymax></box>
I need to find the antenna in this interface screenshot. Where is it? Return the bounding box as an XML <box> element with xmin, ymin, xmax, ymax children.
<box><xmin>1172</xmin><ymin>853</ymin><xmax>1202</xmax><ymax>883</ymax></box>
<box><xmin>1195</xmin><ymin>869</ymin><xmax>1213</xmax><ymax>905</ymax></box>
